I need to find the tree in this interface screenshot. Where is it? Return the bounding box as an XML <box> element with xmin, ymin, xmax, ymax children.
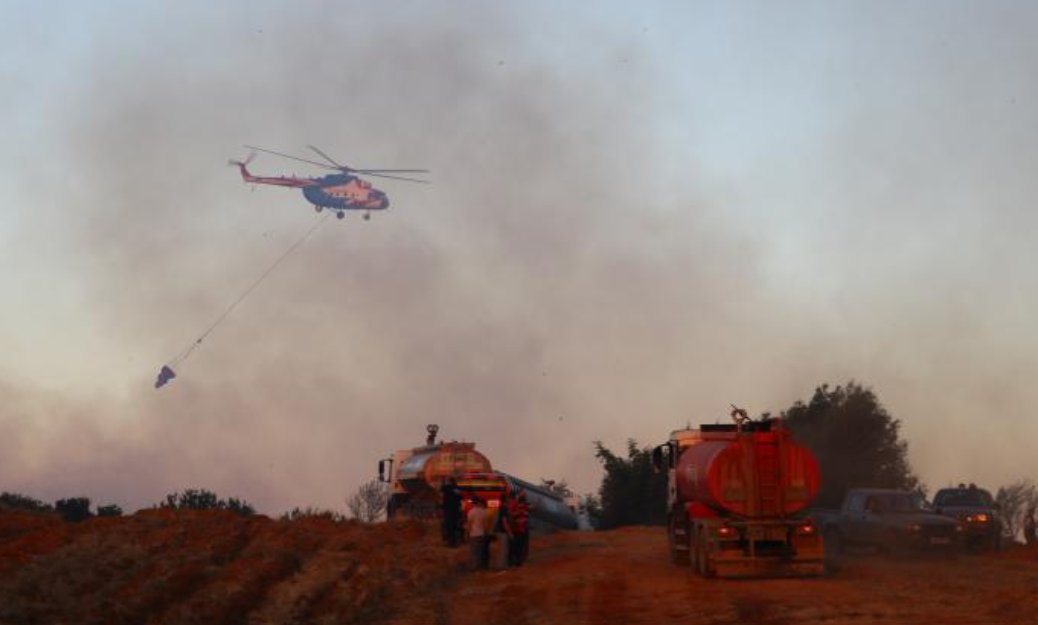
<box><xmin>783</xmin><ymin>382</ymin><xmax>922</xmax><ymax>508</ymax></box>
<box><xmin>346</xmin><ymin>480</ymin><xmax>390</xmax><ymax>523</ymax></box>
<box><xmin>55</xmin><ymin>497</ymin><xmax>93</xmax><ymax>523</ymax></box>
<box><xmin>593</xmin><ymin>439</ymin><xmax>667</xmax><ymax>529</ymax></box>
<box><xmin>580</xmin><ymin>494</ymin><xmax>603</xmax><ymax>529</ymax></box>
<box><xmin>995</xmin><ymin>480</ymin><xmax>1038</xmax><ymax>541</ymax></box>
<box><xmin>224</xmin><ymin>497</ymin><xmax>255</xmax><ymax>517</ymax></box>
<box><xmin>164</xmin><ymin>489</ymin><xmax>219</xmax><ymax>510</ymax></box>
<box><xmin>160</xmin><ymin>489</ymin><xmax>255</xmax><ymax>516</ymax></box>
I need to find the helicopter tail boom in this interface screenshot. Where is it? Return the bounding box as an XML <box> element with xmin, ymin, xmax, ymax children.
<box><xmin>229</xmin><ymin>154</ymin><xmax>315</xmax><ymax>188</ymax></box>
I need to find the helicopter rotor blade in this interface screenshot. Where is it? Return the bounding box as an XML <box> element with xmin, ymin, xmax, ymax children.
<box><xmin>358</xmin><ymin>172</ymin><xmax>431</xmax><ymax>184</ymax></box>
<box><xmin>244</xmin><ymin>145</ymin><xmax>339</xmax><ymax>171</ymax></box>
<box><xmin>246</xmin><ymin>145</ymin><xmax>430</xmax><ymax>181</ymax></box>
<box><xmin>307</xmin><ymin>145</ymin><xmax>350</xmax><ymax>171</ymax></box>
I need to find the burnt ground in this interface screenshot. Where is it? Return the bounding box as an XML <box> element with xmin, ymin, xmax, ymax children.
<box><xmin>2</xmin><ymin>512</ymin><xmax>1036</xmax><ymax>625</ymax></box>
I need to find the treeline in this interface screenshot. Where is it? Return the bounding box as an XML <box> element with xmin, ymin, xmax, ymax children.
<box><xmin>0</xmin><ymin>493</ymin><xmax>122</xmax><ymax>522</ymax></box>
<box><xmin>591</xmin><ymin>381</ymin><xmax>923</xmax><ymax>529</ymax></box>
<box><xmin>0</xmin><ymin>488</ymin><xmax>255</xmax><ymax>522</ymax></box>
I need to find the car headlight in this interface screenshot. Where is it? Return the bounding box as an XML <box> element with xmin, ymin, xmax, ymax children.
<box><xmin>966</xmin><ymin>514</ymin><xmax>989</xmax><ymax>523</ymax></box>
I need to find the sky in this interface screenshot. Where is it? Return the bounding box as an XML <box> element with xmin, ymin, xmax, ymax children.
<box><xmin>2</xmin><ymin>1</ymin><xmax>1038</xmax><ymax>514</ymax></box>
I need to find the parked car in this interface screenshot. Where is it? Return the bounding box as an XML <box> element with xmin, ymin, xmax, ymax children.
<box><xmin>932</xmin><ymin>485</ymin><xmax>1002</xmax><ymax>551</ymax></box>
<box><xmin>816</xmin><ymin>488</ymin><xmax>964</xmax><ymax>558</ymax></box>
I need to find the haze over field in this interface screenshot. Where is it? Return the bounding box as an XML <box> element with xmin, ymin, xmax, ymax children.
<box><xmin>2</xmin><ymin>1</ymin><xmax>1038</xmax><ymax>514</ymax></box>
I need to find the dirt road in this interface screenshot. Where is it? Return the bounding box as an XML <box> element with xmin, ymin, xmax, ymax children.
<box><xmin>405</xmin><ymin>526</ymin><xmax>1038</xmax><ymax>625</ymax></box>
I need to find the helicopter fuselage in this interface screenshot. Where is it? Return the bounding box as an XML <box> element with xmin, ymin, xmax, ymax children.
<box><xmin>302</xmin><ymin>174</ymin><xmax>389</xmax><ymax>211</ymax></box>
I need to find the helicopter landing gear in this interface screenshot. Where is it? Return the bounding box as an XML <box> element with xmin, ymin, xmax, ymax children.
<box><xmin>314</xmin><ymin>205</ymin><xmax>323</xmax><ymax>213</ymax></box>
<box><xmin>363</xmin><ymin>212</ymin><xmax>371</xmax><ymax>221</ymax></box>
<box><xmin>336</xmin><ymin>211</ymin><xmax>345</xmax><ymax>220</ymax></box>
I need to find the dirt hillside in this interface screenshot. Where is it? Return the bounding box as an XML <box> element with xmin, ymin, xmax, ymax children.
<box><xmin>0</xmin><ymin>509</ymin><xmax>461</xmax><ymax>625</ymax></box>
<box><xmin>3</xmin><ymin>512</ymin><xmax>1037</xmax><ymax>625</ymax></box>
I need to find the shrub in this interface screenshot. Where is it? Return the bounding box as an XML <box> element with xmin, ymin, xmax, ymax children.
<box><xmin>281</xmin><ymin>506</ymin><xmax>346</xmax><ymax>522</ymax></box>
<box><xmin>55</xmin><ymin>497</ymin><xmax>93</xmax><ymax>522</ymax></box>
<box><xmin>0</xmin><ymin>492</ymin><xmax>53</xmax><ymax>513</ymax></box>
<box><xmin>160</xmin><ymin>489</ymin><xmax>255</xmax><ymax>517</ymax></box>
<box><xmin>97</xmin><ymin>504</ymin><xmax>123</xmax><ymax>517</ymax></box>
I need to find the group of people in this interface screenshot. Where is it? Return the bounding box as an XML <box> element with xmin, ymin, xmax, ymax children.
<box><xmin>440</xmin><ymin>477</ymin><xmax>531</xmax><ymax>571</ymax></box>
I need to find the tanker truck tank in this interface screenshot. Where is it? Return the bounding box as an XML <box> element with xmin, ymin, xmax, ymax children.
<box><xmin>455</xmin><ymin>472</ymin><xmax>579</xmax><ymax>532</ymax></box>
<box><xmin>379</xmin><ymin>425</ymin><xmax>493</xmax><ymax>519</ymax></box>
<box><xmin>377</xmin><ymin>426</ymin><xmax>579</xmax><ymax>531</ymax></box>
<box><xmin>673</xmin><ymin>423</ymin><xmax>820</xmax><ymax>518</ymax></box>
<box><xmin>503</xmin><ymin>475</ymin><xmax>580</xmax><ymax>531</ymax></box>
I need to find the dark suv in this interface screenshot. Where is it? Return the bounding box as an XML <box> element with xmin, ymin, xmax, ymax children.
<box><xmin>933</xmin><ymin>486</ymin><xmax>1002</xmax><ymax>551</ymax></box>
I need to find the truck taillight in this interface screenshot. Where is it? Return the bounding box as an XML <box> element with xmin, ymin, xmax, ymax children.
<box><xmin>717</xmin><ymin>526</ymin><xmax>737</xmax><ymax>539</ymax></box>
<box><xmin>795</xmin><ymin>523</ymin><xmax>816</xmax><ymax>536</ymax></box>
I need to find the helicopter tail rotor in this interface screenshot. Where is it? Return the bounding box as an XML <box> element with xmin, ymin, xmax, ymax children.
<box><xmin>227</xmin><ymin>151</ymin><xmax>257</xmax><ymax>168</ymax></box>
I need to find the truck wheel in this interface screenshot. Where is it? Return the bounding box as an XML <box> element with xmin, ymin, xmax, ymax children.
<box><xmin>823</xmin><ymin>527</ymin><xmax>842</xmax><ymax>555</ymax></box>
<box><xmin>823</xmin><ymin>529</ymin><xmax>842</xmax><ymax>575</ymax></box>
<box><xmin>886</xmin><ymin>529</ymin><xmax>912</xmax><ymax>559</ymax></box>
<box><xmin>695</xmin><ymin>531</ymin><xmax>714</xmax><ymax>578</ymax></box>
<box><xmin>669</xmin><ymin>515</ymin><xmax>690</xmax><ymax>565</ymax></box>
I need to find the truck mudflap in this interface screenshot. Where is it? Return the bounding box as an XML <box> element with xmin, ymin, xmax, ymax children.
<box><xmin>711</xmin><ymin>553</ymin><xmax>826</xmax><ymax>578</ymax></box>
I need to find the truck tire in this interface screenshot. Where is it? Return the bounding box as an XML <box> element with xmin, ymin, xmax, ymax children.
<box><xmin>886</xmin><ymin>529</ymin><xmax>909</xmax><ymax>559</ymax></box>
<box><xmin>823</xmin><ymin>528</ymin><xmax>842</xmax><ymax>575</ymax></box>
<box><xmin>669</xmin><ymin>514</ymin><xmax>690</xmax><ymax>565</ymax></box>
<box><xmin>695</xmin><ymin>530</ymin><xmax>714</xmax><ymax>578</ymax></box>
<box><xmin>823</xmin><ymin>527</ymin><xmax>842</xmax><ymax>555</ymax></box>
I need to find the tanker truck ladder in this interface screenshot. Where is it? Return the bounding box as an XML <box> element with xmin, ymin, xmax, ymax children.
<box><xmin>754</xmin><ymin>438</ymin><xmax>785</xmax><ymax>518</ymax></box>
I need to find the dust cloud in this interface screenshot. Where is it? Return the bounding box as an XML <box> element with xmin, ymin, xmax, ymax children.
<box><xmin>2</xmin><ymin>2</ymin><xmax>1037</xmax><ymax>513</ymax></box>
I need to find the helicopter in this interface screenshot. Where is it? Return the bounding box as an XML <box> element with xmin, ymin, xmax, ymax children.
<box><xmin>230</xmin><ymin>145</ymin><xmax>428</xmax><ymax>220</ymax></box>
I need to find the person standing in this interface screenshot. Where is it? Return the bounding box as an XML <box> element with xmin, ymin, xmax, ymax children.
<box><xmin>491</xmin><ymin>493</ymin><xmax>513</xmax><ymax>570</ymax></box>
<box><xmin>466</xmin><ymin>498</ymin><xmax>491</xmax><ymax>570</ymax></box>
<box><xmin>507</xmin><ymin>491</ymin><xmax>531</xmax><ymax>567</ymax></box>
<box><xmin>440</xmin><ymin>477</ymin><xmax>462</xmax><ymax>547</ymax></box>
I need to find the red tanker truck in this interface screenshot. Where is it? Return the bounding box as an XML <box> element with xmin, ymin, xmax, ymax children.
<box><xmin>652</xmin><ymin>411</ymin><xmax>825</xmax><ymax>577</ymax></box>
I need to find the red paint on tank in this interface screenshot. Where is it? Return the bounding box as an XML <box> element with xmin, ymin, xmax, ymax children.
<box><xmin>675</xmin><ymin>426</ymin><xmax>820</xmax><ymax>518</ymax></box>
